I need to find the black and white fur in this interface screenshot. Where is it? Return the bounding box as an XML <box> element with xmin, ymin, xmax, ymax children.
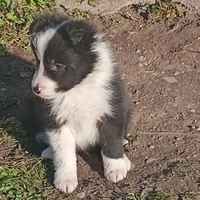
<box><xmin>21</xmin><ymin>13</ymin><xmax>131</xmax><ymax>193</ymax></box>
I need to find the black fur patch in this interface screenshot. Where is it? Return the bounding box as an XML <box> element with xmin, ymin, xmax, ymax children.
<box><xmin>98</xmin><ymin>73</ymin><xmax>130</xmax><ymax>159</ymax></box>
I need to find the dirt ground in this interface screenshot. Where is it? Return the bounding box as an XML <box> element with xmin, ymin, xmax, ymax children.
<box><xmin>0</xmin><ymin>5</ymin><xmax>200</xmax><ymax>200</ymax></box>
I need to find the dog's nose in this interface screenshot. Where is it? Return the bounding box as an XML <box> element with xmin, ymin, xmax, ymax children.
<box><xmin>33</xmin><ymin>86</ymin><xmax>42</xmax><ymax>94</ymax></box>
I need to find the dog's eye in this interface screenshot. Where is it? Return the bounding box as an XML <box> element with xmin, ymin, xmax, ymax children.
<box><xmin>55</xmin><ymin>63</ymin><xmax>65</xmax><ymax>70</ymax></box>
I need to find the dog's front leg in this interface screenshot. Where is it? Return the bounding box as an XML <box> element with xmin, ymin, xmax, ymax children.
<box><xmin>99</xmin><ymin>117</ymin><xmax>131</xmax><ymax>183</ymax></box>
<box><xmin>46</xmin><ymin>126</ymin><xmax>77</xmax><ymax>193</ymax></box>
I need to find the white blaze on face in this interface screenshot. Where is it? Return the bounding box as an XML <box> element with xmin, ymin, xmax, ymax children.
<box><xmin>31</xmin><ymin>28</ymin><xmax>58</xmax><ymax>99</ymax></box>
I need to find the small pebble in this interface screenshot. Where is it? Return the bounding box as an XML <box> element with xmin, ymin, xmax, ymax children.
<box><xmin>192</xmin><ymin>154</ymin><xmax>198</xmax><ymax>158</ymax></box>
<box><xmin>136</xmin><ymin>49</ymin><xmax>141</xmax><ymax>54</ymax></box>
<box><xmin>146</xmin><ymin>157</ymin><xmax>156</xmax><ymax>163</ymax></box>
<box><xmin>138</xmin><ymin>63</ymin><xmax>143</xmax><ymax>67</ymax></box>
<box><xmin>77</xmin><ymin>192</ymin><xmax>86</xmax><ymax>199</ymax></box>
<box><xmin>190</xmin><ymin>109</ymin><xmax>196</xmax><ymax>113</ymax></box>
<box><xmin>139</xmin><ymin>56</ymin><xmax>146</xmax><ymax>61</ymax></box>
<box><xmin>148</xmin><ymin>145</ymin><xmax>155</xmax><ymax>149</ymax></box>
<box><xmin>162</xmin><ymin>76</ymin><xmax>178</xmax><ymax>83</ymax></box>
<box><xmin>174</xmin><ymin>71</ymin><xmax>180</xmax><ymax>76</ymax></box>
<box><xmin>145</xmin><ymin>187</ymin><xmax>154</xmax><ymax>193</ymax></box>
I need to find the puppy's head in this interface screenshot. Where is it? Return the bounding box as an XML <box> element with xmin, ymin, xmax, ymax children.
<box><xmin>30</xmin><ymin>13</ymin><xmax>98</xmax><ymax>99</ymax></box>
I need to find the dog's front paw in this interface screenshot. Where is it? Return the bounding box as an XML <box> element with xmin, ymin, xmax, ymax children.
<box><xmin>54</xmin><ymin>171</ymin><xmax>78</xmax><ymax>193</ymax></box>
<box><xmin>102</xmin><ymin>154</ymin><xmax>131</xmax><ymax>183</ymax></box>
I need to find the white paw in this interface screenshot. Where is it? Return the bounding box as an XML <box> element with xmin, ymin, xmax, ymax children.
<box><xmin>102</xmin><ymin>153</ymin><xmax>131</xmax><ymax>183</ymax></box>
<box><xmin>41</xmin><ymin>147</ymin><xmax>53</xmax><ymax>160</ymax></box>
<box><xmin>54</xmin><ymin>171</ymin><xmax>78</xmax><ymax>193</ymax></box>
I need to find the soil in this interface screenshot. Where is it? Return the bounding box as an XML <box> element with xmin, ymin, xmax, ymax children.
<box><xmin>0</xmin><ymin>5</ymin><xmax>200</xmax><ymax>200</ymax></box>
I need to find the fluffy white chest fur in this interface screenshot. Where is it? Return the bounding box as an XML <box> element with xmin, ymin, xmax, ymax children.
<box><xmin>50</xmin><ymin>67</ymin><xmax>113</xmax><ymax>150</ymax></box>
<box><xmin>45</xmin><ymin>40</ymin><xmax>115</xmax><ymax>150</ymax></box>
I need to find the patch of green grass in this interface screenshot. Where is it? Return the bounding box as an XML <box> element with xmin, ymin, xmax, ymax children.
<box><xmin>0</xmin><ymin>159</ymin><xmax>47</xmax><ymax>200</ymax></box>
<box><xmin>147</xmin><ymin>0</ymin><xmax>185</xmax><ymax>24</ymax></box>
<box><xmin>0</xmin><ymin>117</ymin><xmax>50</xmax><ymax>199</ymax></box>
<box><xmin>69</xmin><ymin>8</ymin><xmax>91</xmax><ymax>19</ymax></box>
<box><xmin>147</xmin><ymin>190</ymin><xmax>171</xmax><ymax>200</ymax></box>
<box><xmin>0</xmin><ymin>0</ymin><xmax>57</xmax><ymax>49</ymax></box>
<box><xmin>0</xmin><ymin>125</ymin><xmax>14</xmax><ymax>146</ymax></box>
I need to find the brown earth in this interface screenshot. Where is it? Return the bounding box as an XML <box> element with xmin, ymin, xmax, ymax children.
<box><xmin>0</xmin><ymin>5</ymin><xmax>200</xmax><ymax>200</ymax></box>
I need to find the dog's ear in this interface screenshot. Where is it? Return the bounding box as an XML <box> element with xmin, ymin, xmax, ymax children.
<box><xmin>67</xmin><ymin>28</ymin><xmax>84</xmax><ymax>44</ymax></box>
<box><xmin>65</xmin><ymin>21</ymin><xmax>95</xmax><ymax>45</ymax></box>
<box><xmin>29</xmin><ymin>14</ymin><xmax>52</xmax><ymax>34</ymax></box>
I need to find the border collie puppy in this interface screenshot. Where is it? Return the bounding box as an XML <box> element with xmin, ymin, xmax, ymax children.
<box><xmin>21</xmin><ymin>13</ymin><xmax>131</xmax><ymax>193</ymax></box>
